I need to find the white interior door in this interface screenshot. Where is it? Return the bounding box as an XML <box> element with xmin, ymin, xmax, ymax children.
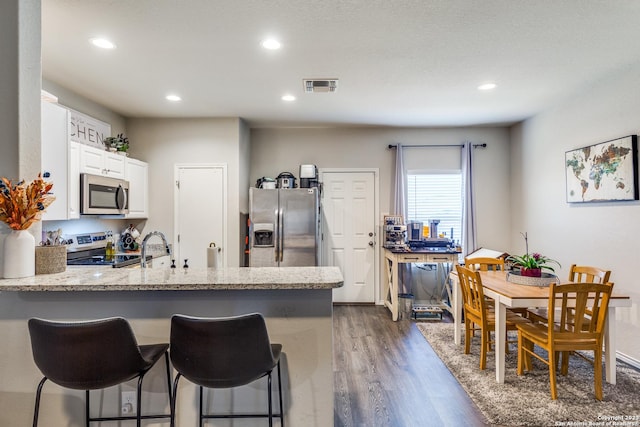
<box><xmin>321</xmin><ymin>171</ymin><xmax>377</xmax><ymax>303</ymax></box>
<box><xmin>175</xmin><ymin>164</ymin><xmax>227</xmax><ymax>269</ymax></box>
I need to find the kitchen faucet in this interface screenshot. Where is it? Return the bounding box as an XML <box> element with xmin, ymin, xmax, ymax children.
<box><xmin>140</xmin><ymin>231</ymin><xmax>172</xmax><ymax>268</ymax></box>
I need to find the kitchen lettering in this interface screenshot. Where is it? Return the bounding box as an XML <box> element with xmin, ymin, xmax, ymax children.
<box><xmin>68</xmin><ymin>110</ymin><xmax>111</xmax><ymax>147</ymax></box>
<box><xmin>70</xmin><ymin>122</ymin><xmax>105</xmax><ymax>145</ymax></box>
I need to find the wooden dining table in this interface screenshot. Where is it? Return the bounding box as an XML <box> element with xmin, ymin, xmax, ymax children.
<box><xmin>449</xmin><ymin>270</ymin><xmax>632</xmax><ymax>384</ymax></box>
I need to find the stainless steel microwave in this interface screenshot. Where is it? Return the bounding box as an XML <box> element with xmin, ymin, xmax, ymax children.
<box><xmin>80</xmin><ymin>173</ymin><xmax>129</xmax><ymax>215</ymax></box>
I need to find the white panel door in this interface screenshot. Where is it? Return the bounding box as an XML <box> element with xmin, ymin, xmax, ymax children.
<box><xmin>322</xmin><ymin>171</ymin><xmax>376</xmax><ymax>303</ymax></box>
<box><xmin>175</xmin><ymin>164</ymin><xmax>227</xmax><ymax>269</ymax></box>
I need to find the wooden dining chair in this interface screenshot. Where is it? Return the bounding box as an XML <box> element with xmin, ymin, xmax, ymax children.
<box><xmin>527</xmin><ymin>264</ymin><xmax>611</xmax><ymax>324</ymax></box>
<box><xmin>464</xmin><ymin>257</ymin><xmax>530</xmax><ymax>316</ymax></box>
<box><xmin>516</xmin><ymin>282</ymin><xmax>613</xmax><ymax>400</ymax></box>
<box><xmin>456</xmin><ymin>265</ymin><xmax>530</xmax><ymax>370</ymax></box>
<box><xmin>464</xmin><ymin>257</ymin><xmax>505</xmax><ymax>272</ymax></box>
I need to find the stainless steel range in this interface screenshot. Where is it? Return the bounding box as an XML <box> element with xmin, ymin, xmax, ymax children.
<box><xmin>65</xmin><ymin>231</ymin><xmax>149</xmax><ymax>268</ymax></box>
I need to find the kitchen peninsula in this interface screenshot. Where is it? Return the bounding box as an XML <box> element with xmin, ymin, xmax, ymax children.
<box><xmin>0</xmin><ymin>266</ymin><xmax>342</xmax><ymax>426</ymax></box>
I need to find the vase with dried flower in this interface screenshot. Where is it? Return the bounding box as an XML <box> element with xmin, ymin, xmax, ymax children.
<box><xmin>0</xmin><ymin>174</ymin><xmax>55</xmax><ymax>278</ymax></box>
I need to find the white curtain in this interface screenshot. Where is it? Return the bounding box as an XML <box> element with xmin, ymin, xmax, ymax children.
<box><xmin>393</xmin><ymin>144</ymin><xmax>412</xmax><ymax>293</ymax></box>
<box><xmin>394</xmin><ymin>143</ymin><xmax>406</xmax><ymax>216</ymax></box>
<box><xmin>461</xmin><ymin>142</ymin><xmax>477</xmax><ymax>256</ymax></box>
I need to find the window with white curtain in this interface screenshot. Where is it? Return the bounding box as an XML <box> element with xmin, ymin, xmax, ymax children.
<box><xmin>406</xmin><ymin>171</ymin><xmax>462</xmax><ymax>244</ymax></box>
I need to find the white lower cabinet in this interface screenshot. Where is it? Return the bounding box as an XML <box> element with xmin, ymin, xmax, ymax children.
<box><xmin>125</xmin><ymin>158</ymin><xmax>149</xmax><ymax>218</ymax></box>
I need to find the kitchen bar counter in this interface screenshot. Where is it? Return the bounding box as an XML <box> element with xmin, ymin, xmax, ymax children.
<box><xmin>0</xmin><ymin>266</ymin><xmax>343</xmax><ymax>427</ymax></box>
<box><xmin>0</xmin><ymin>266</ymin><xmax>343</xmax><ymax>291</ymax></box>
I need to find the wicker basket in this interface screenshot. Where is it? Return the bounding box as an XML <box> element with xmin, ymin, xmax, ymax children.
<box><xmin>506</xmin><ymin>271</ymin><xmax>559</xmax><ymax>287</ymax></box>
<box><xmin>35</xmin><ymin>245</ymin><xmax>66</xmax><ymax>275</ymax></box>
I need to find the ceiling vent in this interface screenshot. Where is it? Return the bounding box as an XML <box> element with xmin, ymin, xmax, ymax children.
<box><xmin>303</xmin><ymin>79</ymin><xmax>338</xmax><ymax>93</ymax></box>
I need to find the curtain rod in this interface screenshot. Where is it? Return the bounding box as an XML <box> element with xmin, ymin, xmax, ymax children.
<box><xmin>387</xmin><ymin>143</ymin><xmax>487</xmax><ymax>149</ymax></box>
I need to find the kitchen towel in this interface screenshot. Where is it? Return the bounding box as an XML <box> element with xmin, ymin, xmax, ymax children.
<box><xmin>207</xmin><ymin>243</ymin><xmax>221</xmax><ymax>268</ymax></box>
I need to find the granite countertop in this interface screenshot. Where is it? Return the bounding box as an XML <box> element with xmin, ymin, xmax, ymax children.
<box><xmin>0</xmin><ymin>266</ymin><xmax>344</xmax><ymax>292</ymax></box>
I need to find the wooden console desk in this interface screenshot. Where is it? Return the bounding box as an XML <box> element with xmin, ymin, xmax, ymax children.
<box><xmin>383</xmin><ymin>248</ymin><xmax>460</xmax><ymax>321</ymax></box>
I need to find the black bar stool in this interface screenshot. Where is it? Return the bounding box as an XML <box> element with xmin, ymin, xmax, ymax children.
<box><xmin>28</xmin><ymin>317</ymin><xmax>172</xmax><ymax>427</ymax></box>
<box><xmin>170</xmin><ymin>313</ymin><xmax>284</xmax><ymax>427</ymax></box>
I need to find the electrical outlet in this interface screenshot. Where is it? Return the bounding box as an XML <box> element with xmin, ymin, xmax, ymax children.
<box><xmin>121</xmin><ymin>391</ymin><xmax>137</xmax><ymax>415</ymax></box>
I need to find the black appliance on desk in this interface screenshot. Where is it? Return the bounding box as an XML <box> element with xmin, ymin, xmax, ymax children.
<box><xmin>408</xmin><ymin>238</ymin><xmax>452</xmax><ymax>252</ymax></box>
<box><xmin>407</xmin><ymin>219</ymin><xmax>456</xmax><ymax>252</ymax></box>
<box><xmin>65</xmin><ymin>232</ymin><xmax>150</xmax><ymax>268</ymax></box>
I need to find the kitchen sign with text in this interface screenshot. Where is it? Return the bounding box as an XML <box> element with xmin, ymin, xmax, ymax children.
<box><xmin>69</xmin><ymin>109</ymin><xmax>111</xmax><ymax>148</ymax></box>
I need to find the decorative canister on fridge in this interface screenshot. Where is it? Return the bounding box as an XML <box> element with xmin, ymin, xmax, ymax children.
<box><xmin>276</xmin><ymin>172</ymin><xmax>297</xmax><ymax>189</ymax></box>
<box><xmin>299</xmin><ymin>164</ymin><xmax>318</xmax><ymax>188</ymax></box>
<box><xmin>256</xmin><ymin>177</ymin><xmax>276</xmax><ymax>189</ymax></box>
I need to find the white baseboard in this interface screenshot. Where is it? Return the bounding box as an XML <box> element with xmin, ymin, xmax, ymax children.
<box><xmin>617</xmin><ymin>351</ymin><xmax>640</xmax><ymax>370</ymax></box>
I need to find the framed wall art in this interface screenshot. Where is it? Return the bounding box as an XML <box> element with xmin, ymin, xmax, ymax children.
<box><xmin>565</xmin><ymin>135</ymin><xmax>638</xmax><ymax>203</ymax></box>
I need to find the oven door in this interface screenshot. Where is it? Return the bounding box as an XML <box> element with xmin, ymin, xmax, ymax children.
<box><xmin>81</xmin><ymin>174</ymin><xmax>129</xmax><ymax>215</ymax></box>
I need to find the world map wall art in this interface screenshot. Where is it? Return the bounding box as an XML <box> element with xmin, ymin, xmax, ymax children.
<box><xmin>565</xmin><ymin>135</ymin><xmax>638</xmax><ymax>203</ymax></box>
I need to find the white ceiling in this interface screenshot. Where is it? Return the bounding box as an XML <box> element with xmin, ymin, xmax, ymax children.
<box><xmin>42</xmin><ymin>1</ymin><xmax>640</xmax><ymax>128</ymax></box>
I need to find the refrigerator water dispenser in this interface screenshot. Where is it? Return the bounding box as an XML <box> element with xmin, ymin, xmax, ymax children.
<box><xmin>253</xmin><ymin>223</ymin><xmax>274</xmax><ymax>247</ymax></box>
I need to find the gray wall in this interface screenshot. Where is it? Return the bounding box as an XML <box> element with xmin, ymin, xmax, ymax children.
<box><xmin>43</xmin><ymin>79</ymin><xmax>127</xmax><ymax>136</ymax></box>
<box><xmin>0</xmin><ymin>0</ymin><xmax>42</xmax><ymax>278</ymax></box>
<box><xmin>126</xmin><ymin>117</ymin><xmax>247</xmax><ymax>267</ymax></box>
<box><xmin>250</xmin><ymin>126</ymin><xmax>512</xmax><ymax>303</ymax></box>
<box><xmin>250</xmin><ymin>126</ymin><xmax>512</xmax><ymax>250</ymax></box>
<box><xmin>510</xmin><ymin>60</ymin><xmax>640</xmax><ymax>361</ymax></box>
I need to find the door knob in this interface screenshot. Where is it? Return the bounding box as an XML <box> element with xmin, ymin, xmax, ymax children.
<box><xmin>369</xmin><ymin>232</ymin><xmax>374</xmax><ymax>237</ymax></box>
<box><xmin>368</xmin><ymin>241</ymin><xmax>374</xmax><ymax>246</ymax></box>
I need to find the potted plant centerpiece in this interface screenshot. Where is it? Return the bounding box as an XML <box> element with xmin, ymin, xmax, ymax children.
<box><xmin>506</xmin><ymin>232</ymin><xmax>560</xmax><ymax>278</ymax></box>
<box><xmin>103</xmin><ymin>133</ymin><xmax>129</xmax><ymax>155</ymax></box>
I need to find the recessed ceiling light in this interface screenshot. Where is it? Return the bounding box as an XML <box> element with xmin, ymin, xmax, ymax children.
<box><xmin>166</xmin><ymin>94</ymin><xmax>182</xmax><ymax>102</ymax></box>
<box><xmin>478</xmin><ymin>82</ymin><xmax>497</xmax><ymax>91</ymax></box>
<box><xmin>261</xmin><ymin>39</ymin><xmax>281</xmax><ymax>50</ymax></box>
<box><xmin>281</xmin><ymin>94</ymin><xmax>296</xmax><ymax>102</ymax></box>
<box><xmin>89</xmin><ymin>38</ymin><xmax>116</xmax><ymax>49</ymax></box>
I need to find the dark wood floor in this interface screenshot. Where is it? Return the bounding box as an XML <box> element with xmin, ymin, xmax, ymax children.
<box><xmin>333</xmin><ymin>305</ymin><xmax>488</xmax><ymax>427</ymax></box>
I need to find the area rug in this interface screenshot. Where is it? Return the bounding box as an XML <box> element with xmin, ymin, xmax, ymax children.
<box><xmin>417</xmin><ymin>322</ymin><xmax>640</xmax><ymax>426</ymax></box>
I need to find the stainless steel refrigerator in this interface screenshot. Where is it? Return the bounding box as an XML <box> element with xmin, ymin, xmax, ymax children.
<box><xmin>249</xmin><ymin>187</ymin><xmax>320</xmax><ymax>267</ymax></box>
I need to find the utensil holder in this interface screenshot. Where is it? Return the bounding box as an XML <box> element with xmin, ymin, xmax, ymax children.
<box><xmin>35</xmin><ymin>245</ymin><xmax>66</xmax><ymax>275</ymax></box>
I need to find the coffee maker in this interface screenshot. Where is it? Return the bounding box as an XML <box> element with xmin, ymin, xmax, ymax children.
<box><xmin>407</xmin><ymin>221</ymin><xmax>423</xmax><ymax>242</ymax></box>
<box><xmin>429</xmin><ymin>219</ymin><xmax>440</xmax><ymax>238</ymax></box>
<box><xmin>383</xmin><ymin>215</ymin><xmax>407</xmax><ymax>250</ymax></box>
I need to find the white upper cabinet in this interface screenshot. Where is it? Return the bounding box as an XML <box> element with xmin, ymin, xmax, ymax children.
<box><xmin>68</xmin><ymin>141</ymin><xmax>80</xmax><ymax>218</ymax></box>
<box><xmin>41</xmin><ymin>101</ymin><xmax>148</xmax><ymax>220</ymax></box>
<box><xmin>125</xmin><ymin>158</ymin><xmax>149</xmax><ymax>218</ymax></box>
<box><xmin>79</xmin><ymin>145</ymin><xmax>126</xmax><ymax>179</ymax></box>
<box><xmin>41</xmin><ymin>101</ymin><xmax>80</xmax><ymax>220</ymax></box>
<box><xmin>104</xmin><ymin>152</ymin><xmax>126</xmax><ymax>179</ymax></box>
